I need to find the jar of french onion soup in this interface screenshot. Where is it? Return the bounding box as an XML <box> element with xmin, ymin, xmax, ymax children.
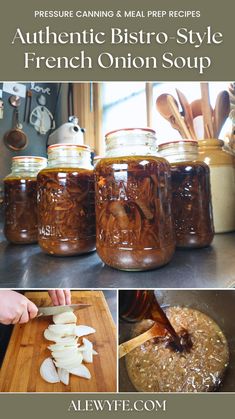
<box><xmin>4</xmin><ymin>156</ymin><xmax>47</xmax><ymax>244</ymax></box>
<box><xmin>37</xmin><ymin>144</ymin><xmax>96</xmax><ymax>256</ymax></box>
<box><xmin>159</xmin><ymin>140</ymin><xmax>214</xmax><ymax>248</ymax></box>
<box><xmin>94</xmin><ymin>128</ymin><xmax>175</xmax><ymax>271</ymax></box>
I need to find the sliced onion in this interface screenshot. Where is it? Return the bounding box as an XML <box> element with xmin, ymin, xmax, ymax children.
<box><xmin>42</xmin><ymin>318</ymin><xmax>96</xmax><ymax>385</ymax></box>
<box><xmin>44</xmin><ymin>329</ymin><xmax>77</xmax><ymax>342</ymax></box>
<box><xmin>58</xmin><ymin>368</ymin><xmax>70</xmax><ymax>386</ymax></box>
<box><xmin>68</xmin><ymin>364</ymin><xmax>91</xmax><ymax>379</ymax></box>
<box><xmin>77</xmin><ymin>344</ymin><xmax>85</xmax><ymax>352</ymax></box>
<box><xmin>53</xmin><ymin>336</ymin><xmax>77</xmax><ymax>343</ymax></box>
<box><xmin>77</xmin><ymin>338</ymin><xmax>92</xmax><ymax>351</ymax></box>
<box><xmin>48</xmin><ymin>324</ymin><xmax>76</xmax><ymax>336</ymax></box>
<box><xmin>48</xmin><ymin>339</ymin><xmax>78</xmax><ymax>351</ymax></box>
<box><xmin>81</xmin><ymin>338</ymin><xmax>93</xmax><ymax>363</ymax></box>
<box><xmin>40</xmin><ymin>357</ymin><xmax>60</xmax><ymax>383</ymax></box>
<box><xmin>75</xmin><ymin>325</ymin><xmax>96</xmax><ymax>337</ymax></box>
<box><xmin>53</xmin><ymin>312</ymin><xmax>77</xmax><ymax>325</ymax></box>
<box><xmin>55</xmin><ymin>352</ymin><xmax>83</xmax><ymax>369</ymax></box>
<box><xmin>44</xmin><ymin>329</ymin><xmax>60</xmax><ymax>342</ymax></box>
<box><xmin>52</xmin><ymin>348</ymin><xmax>78</xmax><ymax>360</ymax></box>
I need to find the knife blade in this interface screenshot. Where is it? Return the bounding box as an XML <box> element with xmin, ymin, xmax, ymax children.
<box><xmin>37</xmin><ymin>303</ymin><xmax>90</xmax><ymax>317</ymax></box>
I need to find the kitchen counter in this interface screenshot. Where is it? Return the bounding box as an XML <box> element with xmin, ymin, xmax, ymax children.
<box><xmin>0</xmin><ymin>224</ymin><xmax>235</xmax><ymax>289</ymax></box>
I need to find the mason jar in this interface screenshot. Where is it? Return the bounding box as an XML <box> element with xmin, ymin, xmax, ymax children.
<box><xmin>95</xmin><ymin>128</ymin><xmax>175</xmax><ymax>271</ymax></box>
<box><xmin>159</xmin><ymin>140</ymin><xmax>214</xmax><ymax>248</ymax></box>
<box><xmin>4</xmin><ymin>156</ymin><xmax>47</xmax><ymax>244</ymax></box>
<box><xmin>37</xmin><ymin>144</ymin><xmax>96</xmax><ymax>256</ymax></box>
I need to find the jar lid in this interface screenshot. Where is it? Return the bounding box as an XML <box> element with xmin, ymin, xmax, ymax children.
<box><xmin>105</xmin><ymin>127</ymin><xmax>156</xmax><ymax>139</ymax></box>
<box><xmin>12</xmin><ymin>156</ymin><xmax>47</xmax><ymax>162</ymax></box>
<box><xmin>48</xmin><ymin>143</ymin><xmax>90</xmax><ymax>151</ymax></box>
<box><xmin>159</xmin><ymin>140</ymin><xmax>197</xmax><ymax>148</ymax></box>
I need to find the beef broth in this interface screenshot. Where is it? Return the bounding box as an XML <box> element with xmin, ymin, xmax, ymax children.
<box><xmin>126</xmin><ymin>307</ymin><xmax>229</xmax><ymax>392</ymax></box>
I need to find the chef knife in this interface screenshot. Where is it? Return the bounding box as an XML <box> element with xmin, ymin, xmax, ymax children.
<box><xmin>37</xmin><ymin>303</ymin><xmax>90</xmax><ymax>317</ymax></box>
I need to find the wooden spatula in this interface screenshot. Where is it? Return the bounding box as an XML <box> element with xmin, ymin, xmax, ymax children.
<box><xmin>176</xmin><ymin>89</ymin><xmax>197</xmax><ymax>140</ymax></box>
<box><xmin>200</xmin><ymin>83</ymin><xmax>214</xmax><ymax>138</ymax></box>
<box><xmin>167</xmin><ymin>95</ymin><xmax>192</xmax><ymax>139</ymax></box>
<box><xmin>119</xmin><ymin>322</ymin><xmax>167</xmax><ymax>359</ymax></box>
<box><xmin>214</xmin><ymin>91</ymin><xmax>230</xmax><ymax>137</ymax></box>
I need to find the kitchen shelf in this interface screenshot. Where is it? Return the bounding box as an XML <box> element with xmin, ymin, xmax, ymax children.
<box><xmin>0</xmin><ymin>223</ymin><xmax>235</xmax><ymax>289</ymax></box>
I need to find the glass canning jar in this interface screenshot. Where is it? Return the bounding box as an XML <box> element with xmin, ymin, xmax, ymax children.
<box><xmin>119</xmin><ymin>290</ymin><xmax>157</xmax><ymax>322</ymax></box>
<box><xmin>94</xmin><ymin>128</ymin><xmax>175</xmax><ymax>271</ymax></box>
<box><xmin>159</xmin><ymin>140</ymin><xmax>214</xmax><ymax>248</ymax></box>
<box><xmin>4</xmin><ymin>156</ymin><xmax>47</xmax><ymax>244</ymax></box>
<box><xmin>37</xmin><ymin>144</ymin><xmax>96</xmax><ymax>256</ymax></box>
<box><xmin>119</xmin><ymin>290</ymin><xmax>183</xmax><ymax>351</ymax></box>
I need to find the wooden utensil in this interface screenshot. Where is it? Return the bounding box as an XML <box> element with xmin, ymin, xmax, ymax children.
<box><xmin>191</xmin><ymin>99</ymin><xmax>203</xmax><ymax>119</ymax></box>
<box><xmin>214</xmin><ymin>91</ymin><xmax>230</xmax><ymax>137</ymax></box>
<box><xmin>156</xmin><ymin>94</ymin><xmax>190</xmax><ymax>138</ymax></box>
<box><xmin>191</xmin><ymin>99</ymin><xmax>214</xmax><ymax>119</ymax></box>
<box><xmin>176</xmin><ymin>89</ymin><xmax>197</xmax><ymax>140</ymax></box>
<box><xmin>156</xmin><ymin>93</ymin><xmax>183</xmax><ymax>135</ymax></box>
<box><xmin>119</xmin><ymin>322</ymin><xmax>167</xmax><ymax>359</ymax></box>
<box><xmin>0</xmin><ymin>291</ymin><xmax>117</xmax><ymax>392</ymax></box>
<box><xmin>167</xmin><ymin>95</ymin><xmax>192</xmax><ymax>138</ymax></box>
<box><xmin>156</xmin><ymin>93</ymin><xmax>179</xmax><ymax>119</ymax></box>
<box><xmin>200</xmin><ymin>83</ymin><xmax>214</xmax><ymax>138</ymax></box>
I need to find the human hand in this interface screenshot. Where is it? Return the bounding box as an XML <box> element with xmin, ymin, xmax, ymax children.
<box><xmin>48</xmin><ymin>289</ymin><xmax>71</xmax><ymax>306</ymax></box>
<box><xmin>0</xmin><ymin>291</ymin><xmax>38</xmax><ymax>325</ymax></box>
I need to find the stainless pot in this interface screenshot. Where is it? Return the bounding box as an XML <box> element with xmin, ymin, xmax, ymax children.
<box><xmin>119</xmin><ymin>290</ymin><xmax>235</xmax><ymax>392</ymax></box>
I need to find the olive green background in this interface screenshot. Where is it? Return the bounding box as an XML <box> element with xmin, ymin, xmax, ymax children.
<box><xmin>0</xmin><ymin>393</ymin><xmax>234</xmax><ymax>418</ymax></box>
<box><xmin>0</xmin><ymin>0</ymin><xmax>233</xmax><ymax>80</ymax></box>
<box><xmin>1</xmin><ymin>0</ymin><xmax>235</xmax><ymax>417</ymax></box>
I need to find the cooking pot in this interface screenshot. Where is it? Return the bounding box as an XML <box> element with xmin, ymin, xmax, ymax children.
<box><xmin>119</xmin><ymin>290</ymin><xmax>235</xmax><ymax>392</ymax></box>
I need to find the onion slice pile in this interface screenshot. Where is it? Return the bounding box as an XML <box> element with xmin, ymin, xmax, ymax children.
<box><xmin>40</xmin><ymin>310</ymin><xmax>97</xmax><ymax>385</ymax></box>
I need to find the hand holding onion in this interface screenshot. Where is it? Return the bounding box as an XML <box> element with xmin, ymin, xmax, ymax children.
<box><xmin>48</xmin><ymin>289</ymin><xmax>71</xmax><ymax>306</ymax></box>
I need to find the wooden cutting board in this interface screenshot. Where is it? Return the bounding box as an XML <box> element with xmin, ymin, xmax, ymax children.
<box><xmin>0</xmin><ymin>291</ymin><xmax>117</xmax><ymax>392</ymax></box>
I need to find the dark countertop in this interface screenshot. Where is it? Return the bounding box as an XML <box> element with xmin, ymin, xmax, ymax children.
<box><xmin>1</xmin><ymin>223</ymin><xmax>235</xmax><ymax>289</ymax></box>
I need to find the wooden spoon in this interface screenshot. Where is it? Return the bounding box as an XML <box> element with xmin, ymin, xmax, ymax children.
<box><xmin>176</xmin><ymin>89</ymin><xmax>197</xmax><ymax>140</ymax></box>
<box><xmin>119</xmin><ymin>322</ymin><xmax>167</xmax><ymax>359</ymax></box>
<box><xmin>214</xmin><ymin>91</ymin><xmax>230</xmax><ymax>137</ymax></box>
<box><xmin>156</xmin><ymin>94</ymin><xmax>183</xmax><ymax>135</ymax></box>
<box><xmin>200</xmin><ymin>83</ymin><xmax>214</xmax><ymax>138</ymax></box>
<box><xmin>191</xmin><ymin>99</ymin><xmax>214</xmax><ymax>119</ymax></box>
<box><xmin>156</xmin><ymin>94</ymin><xmax>191</xmax><ymax>138</ymax></box>
<box><xmin>156</xmin><ymin>93</ymin><xmax>179</xmax><ymax>119</ymax></box>
<box><xmin>191</xmin><ymin>99</ymin><xmax>203</xmax><ymax>118</ymax></box>
<box><xmin>167</xmin><ymin>95</ymin><xmax>192</xmax><ymax>139</ymax></box>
